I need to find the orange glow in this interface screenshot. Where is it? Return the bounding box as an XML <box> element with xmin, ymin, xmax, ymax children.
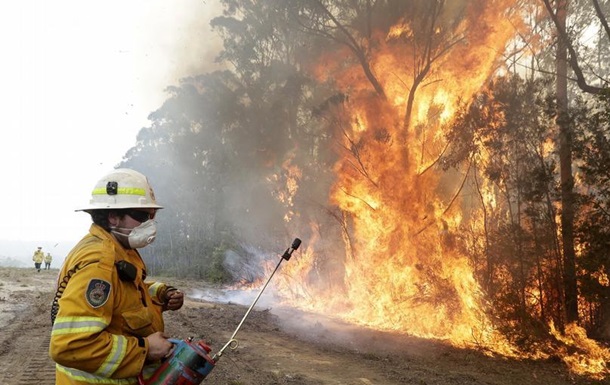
<box><xmin>265</xmin><ymin>1</ymin><xmax>609</xmax><ymax>379</ymax></box>
<box><xmin>550</xmin><ymin>323</ymin><xmax>610</xmax><ymax>380</ymax></box>
<box><xmin>285</xmin><ymin>0</ymin><xmax>522</xmax><ymax>345</ymax></box>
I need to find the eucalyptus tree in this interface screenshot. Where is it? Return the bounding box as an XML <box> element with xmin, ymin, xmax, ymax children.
<box><xmin>120</xmin><ymin>73</ymin><xmax>247</xmax><ymax>278</ymax></box>
<box><xmin>211</xmin><ymin>0</ymin><xmax>341</xmax><ymax>254</ymax></box>
<box><xmin>541</xmin><ymin>0</ymin><xmax>610</xmax><ymax>95</ymax></box>
<box><xmin>444</xmin><ymin>74</ymin><xmax>560</xmax><ymax>339</ymax></box>
<box><xmin>572</xmin><ymin>93</ymin><xmax>610</xmax><ymax>338</ymax></box>
<box><xmin>538</xmin><ymin>0</ymin><xmax>610</xmax><ymax>325</ymax></box>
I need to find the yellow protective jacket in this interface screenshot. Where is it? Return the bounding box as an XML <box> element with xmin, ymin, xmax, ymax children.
<box><xmin>45</xmin><ymin>253</ymin><xmax>53</xmax><ymax>263</ymax></box>
<box><xmin>49</xmin><ymin>224</ymin><xmax>174</xmax><ymax>385</ymax></box>
<box><xmin>33</xmin><ymin>250</ymin><xmax>44</xmax><ymax>263</ymax></box>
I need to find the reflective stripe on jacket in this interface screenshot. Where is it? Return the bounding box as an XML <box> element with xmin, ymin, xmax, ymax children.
<box><xmin>49</xmin><ymin>224</ymin><xmax>171</xmax><ymax>385</ymax></box>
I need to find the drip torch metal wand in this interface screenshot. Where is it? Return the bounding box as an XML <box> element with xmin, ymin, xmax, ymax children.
<box><xmin>212</xmin><ymin>237</ymin><xmax>302</xmax><ymax>361</ymax></box>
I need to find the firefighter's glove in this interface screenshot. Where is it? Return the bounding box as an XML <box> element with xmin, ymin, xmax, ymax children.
<box><xmin>163</xmin><ymin>288</ymin><xmax>184</xmax><ymax>311</ymax></box>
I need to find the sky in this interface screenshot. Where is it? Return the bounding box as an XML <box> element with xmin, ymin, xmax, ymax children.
<box><xmin>0</xmin><ymin>0</ymin><xmax>222</xmax><ymax>261</ymax></box>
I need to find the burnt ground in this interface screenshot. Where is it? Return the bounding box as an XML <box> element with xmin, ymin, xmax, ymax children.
<box><xmin>0</xmin><ymin>266</ymin><xmax>607</xmax><ymax>385</ymax></box>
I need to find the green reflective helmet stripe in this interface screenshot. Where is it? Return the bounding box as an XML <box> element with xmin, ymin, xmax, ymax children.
<box><xmin>91</xmin><ymin>187</ymin><xmax>147</xmax><ymax>196</ymax></box>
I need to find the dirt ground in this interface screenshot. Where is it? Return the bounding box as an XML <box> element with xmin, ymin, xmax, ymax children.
<box><xmin>0</xmin><ymin>267</ymin><xmax>607</xmax><ymax>385</ymax></box>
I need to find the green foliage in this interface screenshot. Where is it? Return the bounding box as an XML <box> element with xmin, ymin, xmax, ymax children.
<box><xmin>571</xmin><ymin>94</ymin><xmax>610</xmax><ymax>331</ymax></box>
<box><xmin>206</xmin><ymin>243</ymin><xmax>236</xmax><ymax>284</ymax></box>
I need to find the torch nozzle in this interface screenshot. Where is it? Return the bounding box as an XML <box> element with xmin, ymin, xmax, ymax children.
<box><xmin>282</xmin><ymin>238</ymin><xmax>301</xmax><ymax>261</ymax></box>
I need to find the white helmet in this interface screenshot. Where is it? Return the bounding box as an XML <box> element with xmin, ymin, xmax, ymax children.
<box><xmin>77</xmin><ymin>168</ymin><xmax>163</xmax><ymax>211</ymax></box>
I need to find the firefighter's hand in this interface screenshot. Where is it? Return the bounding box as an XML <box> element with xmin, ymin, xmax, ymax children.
<box><xmin>164</xmin><ymin>289</ymin><xmax>184</xmax><ymax>311</ymax></box>
<box><xmin>145</xmin><ymin>332</ymin><xmax>173</xmax><ymax>361</ymax></box>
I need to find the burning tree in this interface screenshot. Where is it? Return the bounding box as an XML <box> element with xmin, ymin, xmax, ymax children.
<box><xmin>124</xmin><ymin>0</ymin><xmax>610</xmax><ymax>379</ymax></box>
<box><xmin>262</xmin><ymin>0</ymin><xmax>526</xmax><ymax>346</ymax></box>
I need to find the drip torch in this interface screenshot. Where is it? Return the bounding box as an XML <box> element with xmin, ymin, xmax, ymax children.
<box><xmin>139</xmin><ymin>238</ymin><xmax>302</xmax><ymax>385</ymax></box>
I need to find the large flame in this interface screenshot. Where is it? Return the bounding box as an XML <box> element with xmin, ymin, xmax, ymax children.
<box><xmin>273</xmin><ymin>0</ymin><xmax>520</xmax><ymax>347</ymax></box>
<box><xmin>261</xmin><ymin>0</ymin><xmax>610</xmax><ymax>379</ymax></box>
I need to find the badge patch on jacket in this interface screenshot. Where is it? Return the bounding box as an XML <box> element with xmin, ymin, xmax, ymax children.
<box><xmin>86</xmin><ymin>279</ymin><xmax>111</xmax><ymax>308</ymax></box>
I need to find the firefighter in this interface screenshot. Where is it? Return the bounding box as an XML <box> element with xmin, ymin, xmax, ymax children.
<box><xmin>44</xmin><ymin>252</ymin><xmax>53</xmax><ymax>270</ymax></box>
<box><xmin>49</xmin><ymin>168</ymin><xmax>184</xmax><ymax>385</ymax></box>
<box><xmin>32</xmin><ymin>246</ymin><xmax>44</xmax><ymax>272</ymax></box>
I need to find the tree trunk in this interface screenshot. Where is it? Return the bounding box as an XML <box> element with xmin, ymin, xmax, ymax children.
<box><xmin>556</xmin><ymin>0</ymin><xmax>579</xmax><ymax>325</ymax></box>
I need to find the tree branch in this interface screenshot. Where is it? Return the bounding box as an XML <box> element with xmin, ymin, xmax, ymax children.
<box><xmin>541</xmin><ymin>0</ymin><xmax>607</xmax><ymax>94</ymax></box>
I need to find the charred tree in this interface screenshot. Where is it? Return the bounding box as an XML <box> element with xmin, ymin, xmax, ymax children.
<box><xmin>555</xmin><ymin>0</ymin><xmax>579</xmax><ymax>326</ymax></box>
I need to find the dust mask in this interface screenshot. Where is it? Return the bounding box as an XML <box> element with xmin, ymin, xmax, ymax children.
<box><xmin>112</xmin><ymin>220</ymin><xmax>157</xmax><ymax>249</ymax></box>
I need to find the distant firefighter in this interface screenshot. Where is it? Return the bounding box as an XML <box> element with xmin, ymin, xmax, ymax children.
<box><xmin>44</xmin><ymin>252</ymin><xmax>53</xmax><ymax>270</ymax></box>
<box><xmin>32</xmin><ymin>246</ymin><xmax>44</xmax><ymax>272</ymax></box>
